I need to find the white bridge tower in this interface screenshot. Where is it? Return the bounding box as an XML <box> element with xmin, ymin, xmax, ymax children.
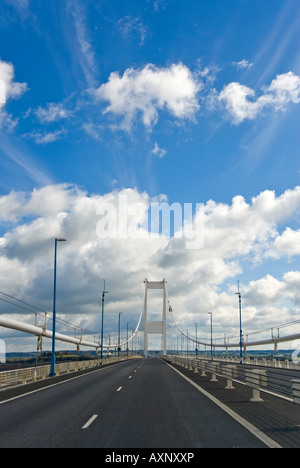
<box><xmin>143</xmin><ymin>279</ymin><xmax>167</xmax><ymax>356</ymax></box>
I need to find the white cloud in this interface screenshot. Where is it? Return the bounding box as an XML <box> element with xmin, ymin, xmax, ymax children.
<box><xmin>244</xmin><ymin>271</ymin><xmax>300</xmax><ymax>307</ymax></box>
<box><xmin>152</xmin><ymin>142</ymin><xmax>167</xmax><ymax>158</ymax></box>
<box><xmin>35</xmin><ymin>103</ymin><xmax>72</xmax><ymax>124</ymax></box>
<box><xmin>0</xmin><ymin>60</ymin><xmax>27</xmax><ymax>105</ymax></box>
<box><xmin>0</xmin><ymin>135</ymin><xmax>52</xmax><ymax>187</ymax></box>
<box><xmin>0</xmin><ymin>184</ymin><xmax>300</xmax><ymax>350</ymax></box>
<box><xmin>232</xmin><ymin>59</ymin><xmax>254</xmax><ymax>70</ymax></box>
<box><xmin>0</xmin><ymin>59</ymin><xmax>28</xmax><ymax>127</ymax></box>
<box><xmin>219</xmin><ymin>71</ymin><xmax>300</xmax><ymax>124</ymax></box>
<box><xmin>265</xmin><ymin>228</ymin><xmax>300</xmax><ymax>260</ymax></box>
<box><xmin>96</xmin><ymin>63</ymin><xmax>201</xmax><ymax>130</ymax></box>
<box><xmin>118</xmin><ymin>16</ymin><xmax>148</xmax><ymax>45</ymax></box>
<box><xmin>25</xmin><ymin>129</ymin><xmax>67</xmax><ymax>144</ymax></box>
<box><xmin>81</xmin><ymin>122</ymin><xmax>103</xmax><ymax>141</ymax></box>
<box><xmin>66</xmin><ymin>0</ymin><xmax>98</xmax><ymax>88</ymax></box>
<box><xmin>4</xmin><ymin>0</ymin><xmax>32</xmax><ymax>20</ymax></box>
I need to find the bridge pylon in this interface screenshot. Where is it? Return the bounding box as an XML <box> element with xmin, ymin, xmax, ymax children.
<box><xmin>143</xmin><ymin>279</ymin><xmax>167</xmax><ymax>356</ymax></box>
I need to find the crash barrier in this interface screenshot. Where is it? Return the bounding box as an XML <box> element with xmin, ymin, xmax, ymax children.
<box><xmin>245</xmin><ymin>369</ymin><xmax>267</xmax><ymax>402</ymax></box>
<box><xmin>167</xmin><ymin>356</ymin><xmax>300</xmax><ymax>404</ymax></box>
<box><xmin>0</xmin><ymin>356</ymin><xmax>133</xmax><ymax>390</ymax></box>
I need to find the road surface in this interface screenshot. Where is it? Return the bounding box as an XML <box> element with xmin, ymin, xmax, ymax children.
<box><xmin>0</xmin><ymin>358</ymin><xmax>267</xmax><ymax>448</ymax></box>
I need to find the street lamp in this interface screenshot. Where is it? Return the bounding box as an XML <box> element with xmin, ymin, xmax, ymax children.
<box><xmin>194</xmin><ymin>322</ymin><xmax>198</xmax><ymax>358</ymax></box>
<box><xmin>208</xmin><ymin>312</ymin><xmax>213</xmax><ymax>361</ymax></box>
<box><xmin>118</xmin><ymin>313</ymin><xmax>123</xmax><ymax>357</ymax></box>
<box><xmin>49</xmin><ymin>238</ymin><xmax>67</xmax><ymax>377</ymax></box>
<box><xmin>126</xmin><ymin>322</ymin><xmax>130</xmax><ymax>357</ymax></box>
<box><xmin>186</xmin><ymin>329</ymin><xmax>189</xmax><ymax>356</ymax></box>
<box><xmin>100</xmin><ymin>280</ymin><xmax>109</xmax><ymax>363</ymax></box>
<box><xmin>235</xmin><ymin>280</ymin><xmax>243</xmax><ymax>364</ymax></box>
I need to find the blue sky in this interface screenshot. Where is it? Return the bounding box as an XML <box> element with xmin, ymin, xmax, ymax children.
<box><xmin>0</xmin><ymin>0</ymin><xmax>300</xmax><ymax>351</ymax></box>
<box><xmin>0</xmin><ymin>0</ymin><xmax>299</xmax><ymax>202</ymax></box>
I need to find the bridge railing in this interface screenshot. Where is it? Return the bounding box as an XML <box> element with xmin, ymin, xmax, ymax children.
<box><xmin>167</xmin><ymin>355</ymin><xmax>300</xmax><ymax>404</ymax></box>
<box><xmin>0</xmin><ymin>356</ymin><xmax>132</xmax><ymax>390</ymax></box>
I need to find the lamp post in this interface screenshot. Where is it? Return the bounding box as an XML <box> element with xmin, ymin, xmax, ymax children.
<box><xmin>186</xmin><ymin>329</ymin><xmax>189</xmax><ymax>356</ymax></box>
<box><xmin>235</xmin><ymin>281</ymin><xmax>243</xmax><ymax>364</ymax></box>
<box><xmin>208</xmin><ymin>312</ymin><xmax>213</xmax><ymax>361</ymax></box>
<box><xmin>118</xmin><ymin>313</ymin><xmax>123</xmax><ymax>357</ymax></box>
<box><xmin>194</xmin><ymin>322</ymin><xmax>198</xmax><ymax>358</ymax></box>
<box><xmin>100</xmin><ymin>280</ymin><xmax>108</xmax><ymax>363</ymax></box>
<box><xmin>49</xmin><ymin>238</ymin><xmax>66</xmax><ymax>377</ymax></box>
<box><xmin>126</xmin><ymin>322</ymin><xmax>130</xmax><ymax>357</ymax></box>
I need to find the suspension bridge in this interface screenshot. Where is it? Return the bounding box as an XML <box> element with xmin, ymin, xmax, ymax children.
<box><xmin>0</xmin><ymin>279</ymin><xmax>300</xmax><ymax>449</ymax></box>
<box><xmin>0</xmin><ymin>279</ymin><xmax>300</xmax><ymax>358</ymax></box>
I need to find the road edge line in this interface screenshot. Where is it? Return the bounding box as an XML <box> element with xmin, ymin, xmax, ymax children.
<box><xmin>162</xmin><ymin>359</ymin><xmax>282</xmax><ymax>449</ymax></box>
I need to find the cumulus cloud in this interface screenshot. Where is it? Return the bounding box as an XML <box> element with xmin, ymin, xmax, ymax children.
<box><xmin>244</xmin><ymin>271</ymin><xmax>300</xmax><ymax>307</ymax></box>
<box><xmin>95</xmin><ymin>66</ymin><xmax>300</xmax><ymax>130</ymax></box>
<box><xmin>218</xmin><ymin>71</ymin><xmax>300</xmax><ymax>124</ymax></box>
<box><xmin>0</xmin><ymin>60</ymin><xmax>27</xmax><ymax>106</ymax></box>
<box><xmin>0</xmin><ymin>184</ymin><xmax>300</xmax><ymax>350</ymax></box>
<box><xmin>96</xmin><ymin>63</ymin><xmax>201</xmax><ymax>130</ymax></box>
<box><xmin>265</xmin><ymin>228</ymin><xmax>300</xmax><ymax>260</ymax></box>
<box><xmin>0</xmin><ymin>59</ymin><xmax>28</xmax><ymax>127</ymax></box>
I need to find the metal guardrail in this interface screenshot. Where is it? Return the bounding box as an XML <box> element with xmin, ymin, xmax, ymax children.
<box><xmin>167</xmin><ymin>356</ymin><xmax>300</xmax><ymax>405</ymax></box>
<box><xmin>0</xmin><ymin>357</ymin><xmax>131</xmax><ymax>390</ymax></box>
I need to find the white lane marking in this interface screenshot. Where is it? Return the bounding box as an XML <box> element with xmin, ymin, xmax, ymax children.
<box><xmin>0</xmin><ymin>360</ymin><xmax>129</xmax><ymax>406</ymax></box>
<box><xmin>117</xmin><ymin>386</ymin><xmax>123</xmax><ymax>392</ymax></box>
<box><xmin>129</xmin><ymin>376</ymin><xmax>132</xmax><ymax>379</ymax></box>
<box><xmin>82</xmin><ymin>414</ymin><xmax>98</xmax><ymax>430</ymax></box>
<box><xmin>163</xmin><ymin>360</ymin><xmax>282</xmax><ymax>449</ymax></box>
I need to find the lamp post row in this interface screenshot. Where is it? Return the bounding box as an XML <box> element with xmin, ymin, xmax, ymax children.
<box><xmin>49</xmin><ymin>236</ymin><xmax>243</xmax><ymax>376</ymax></box>
<box><xmin>171</xmin><ymin>281</ymin><xmax>243</xmax><ymax>362</ymax></box>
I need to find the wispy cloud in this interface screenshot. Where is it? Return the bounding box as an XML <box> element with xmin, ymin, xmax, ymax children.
<box><xmin>66</xmin><ymin>0</ymin><xmax>98</xmax><ymax>88</ymax></box>
<box><xmin>118</xmin><ymin>16</ymin><xmax>149</xmax><ymax>45</ymax></box>
<box><xmin>232</xmin><ymin>59</ymin><xmax>253</xmax><ymax>71</ymax></box>
<box><xmin>35</xmin><ymin>103</ymin><xmax>72</xmax><ymax>124</ymax></box>
<box><xmin>152</xmin><ymin>142</ymin><xmax>167</xmax><ymax>158</ymax></box>
<box><xmin>253</xmin><ymin>3</ymin><xmax>300</xmax><ymax>88</ymax></box>
<box><xmin>4</xmin><ymin>0</ymin><xmax>32</xmax><ymax>20</ymax></box>
<box><xmin>24</xmin><ymin>129</ymin><xmax>67</xmax><ymax>145</ymax></box>
<box><xmin>0</xmin><ymin>135</ymin><xmax>52</xmax><ymax>186</ymax></box>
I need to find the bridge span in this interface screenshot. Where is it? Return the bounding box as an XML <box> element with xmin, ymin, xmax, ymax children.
<box><xmin>0</xmin><ymin>357</ymin><xmax>300</xmax><ymax>449</ymax></box>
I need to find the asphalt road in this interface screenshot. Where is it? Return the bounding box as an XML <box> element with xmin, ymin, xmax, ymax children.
<box><xmin>0</xmin><ymin>358</ymin><xmax>268</xmax><ymax>448</ymax></box>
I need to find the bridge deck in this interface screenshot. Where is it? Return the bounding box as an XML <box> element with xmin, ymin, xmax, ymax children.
<box><xmin>0</xmin><ymin>358</ymin><xmax>298</xmax><ymax>448</ymax></box>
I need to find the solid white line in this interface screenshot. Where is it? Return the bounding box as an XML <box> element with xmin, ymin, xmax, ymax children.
<box><xmin>82</xmin><ymin>414</ymin><xmax>98</xmax><ymax>430</ymax></box>
<box><xmin>163</xmin><ymin>360</ymin><xmax>282</xmax><ymax>449</ymax></box>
